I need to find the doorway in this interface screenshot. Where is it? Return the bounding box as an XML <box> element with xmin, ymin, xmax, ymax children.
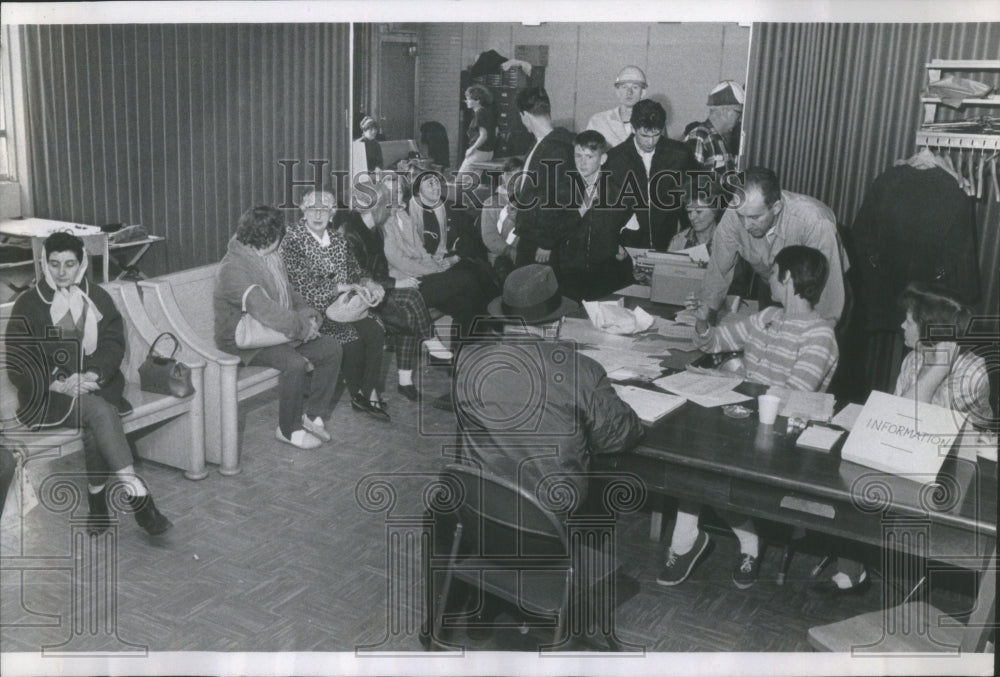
<box><xmin>378</xmin><ymin>40</ymin><xmax>416</xmax><ymax>141</ymax></box>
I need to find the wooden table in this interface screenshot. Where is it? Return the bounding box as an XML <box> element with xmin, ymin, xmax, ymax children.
<box><xmin>592</xmin><ymin>382</ymin><xmax>997</xmax><ymax>651</ymax></box>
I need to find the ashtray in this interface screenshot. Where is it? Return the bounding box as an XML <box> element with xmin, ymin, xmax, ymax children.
<box><xmin>722</xmin><ymin>404</ymin><xmax>752</xmax><ymax>419</ymax></box>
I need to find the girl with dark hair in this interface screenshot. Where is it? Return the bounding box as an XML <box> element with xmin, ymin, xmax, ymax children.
<box><xmin>812</xmin><ymin>281</ymin><xmax>994</xmax><ymax>595</ymax></box>
<box><xmin>457</xmin><ymin>84</ymin><xmax>495</xmax><ymax>183</ymax></box>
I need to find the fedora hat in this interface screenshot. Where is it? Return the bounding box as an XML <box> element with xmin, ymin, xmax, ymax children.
<box><xmin>487</xmin><ymin>264</ymin><xmax>579</xmax><ymax>325</ymax></box>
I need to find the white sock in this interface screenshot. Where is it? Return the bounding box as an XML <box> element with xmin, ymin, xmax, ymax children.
<box><xmin>670</xmin><ymin>510</ymin><xmax>700</xmax><ymax>555</ymax></box>
<box><xmin>398</xmin><ymin>370</ymin><xmax>413</xmax><ymax>386</ymax></box>
<box><xmin>732</xmin><ymin>521</ymin><xmax>758</xmax><ymax>557</ymax></box>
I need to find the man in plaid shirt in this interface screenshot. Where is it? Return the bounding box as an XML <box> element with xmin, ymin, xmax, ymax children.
<box><xmin>685</xmin><ymin>80</ymin><xmax>744</xmax><ymax>190</ymax></box>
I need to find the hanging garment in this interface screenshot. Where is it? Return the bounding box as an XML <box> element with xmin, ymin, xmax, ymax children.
<box><xmin>852</xmin><ymin>163</ymin><xmax>981</xmax><ymax>332</ymax></box>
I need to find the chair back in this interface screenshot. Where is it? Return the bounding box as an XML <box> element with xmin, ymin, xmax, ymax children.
<box><xmin>32</xmin><ymin>233</ymin><xmax>111</xmax><ymax>284</ymax></box>
<box><xmin>442</xmin><ymin>463</ymin><xmax>568</xmax><ymax>559</ymax></box>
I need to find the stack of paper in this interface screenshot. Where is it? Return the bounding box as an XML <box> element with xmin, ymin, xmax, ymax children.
<box><xmin>796</xmin><ymin>425</ymin><xmax>844</xmax><ymax>452</ymax></box>
<box><xmin>612</xmin><ymin>385</ymin><xmax>686</xmax><ymax>424</ymax></box>
<box><xmin>653</xmin><ymin>371</ymin><xmax>751</xmax><ymax>408</ymax></box>
<box><xmin>766</xmin><ymin>387</ymin><xmax>835</xmax><ymax>422</ymax></box>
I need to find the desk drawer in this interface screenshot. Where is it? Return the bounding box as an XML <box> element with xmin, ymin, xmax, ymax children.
<box><xmin>611</xmin><ymin>455</ymin><xmax>730</xmax><ymax>505</ymax></box>
<box><xmin>729</xmin><ymin>482</ymin><xmax>880</xmax><ymax>543</ymax></box>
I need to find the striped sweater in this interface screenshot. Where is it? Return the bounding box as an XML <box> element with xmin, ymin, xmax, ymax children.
<box><xmin>696</xmin><ymin>306</ymin><xmax>839</xmax><ymax>392</ymax></box>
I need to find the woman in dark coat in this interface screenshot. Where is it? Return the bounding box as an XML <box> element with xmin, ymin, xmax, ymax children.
<box><xmin>6</xmin><ymin>231</ymin><xmax>171</xmax><ymax>536</ymax></box>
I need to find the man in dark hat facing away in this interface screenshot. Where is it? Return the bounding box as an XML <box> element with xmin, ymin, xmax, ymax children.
<box><xmin>452</xmin><ymin>264</ymin><xmax>643</xmax><ymax>507</ymax></box>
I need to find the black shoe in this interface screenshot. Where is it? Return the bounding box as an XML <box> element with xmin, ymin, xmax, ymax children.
<box><xmin>397</xmin><ymin>384</ymin><xmax>419</xmax><ymax>401</ymax></box>
<box><xmin>127</xmin><ymin>494</ymin><xmax>173</xmax><ymax>536</ymax></box>
<box><xmin>351</xmin><ymin>392</ymin><xmax>391</xmax><ymax>422</ymax></box>
<box><xmin>732</xmin><ymin>553</ymin><xmax>760</xmax><ymax>589</ymax></box>
<box><xmin>810</xmin><ymin>570</ymin><xmax>872</xmax><ymax>597</ymax></box>
<box><xmin>656</xmin><ymin>531</ymin><xmax>710</xmax><ymax>587</ymax></box>
<box><xmin>116</xmin><ymin>397</ymin><xmax>134</xmax><ymax>417</ymax></box>
<box><xmin>86</xmin><ymin>486</ymin><xmax>111</xmax><ymax>536</ymax></box>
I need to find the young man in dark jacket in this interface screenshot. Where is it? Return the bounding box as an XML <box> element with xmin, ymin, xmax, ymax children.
<box><xmin>604</xmin><ymin>98</ymin><xmax>700</xmax><ymax>252</ymax></box>
<box><xmin>511</xmin><ymin>87</ymin><xmax>578</xmax><ymax>268</ymax></box>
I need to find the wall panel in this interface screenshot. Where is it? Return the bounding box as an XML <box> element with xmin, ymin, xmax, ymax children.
<box><xmin>19</xmin><ymin>23</ymin><xmax>350</xmax><ymax>276</ymax></box>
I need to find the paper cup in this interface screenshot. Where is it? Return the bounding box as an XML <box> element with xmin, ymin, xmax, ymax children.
<box><xmin>757</xmin><ymin>395</ymin><xmax>781</xmax><ymax>425</ymax></box>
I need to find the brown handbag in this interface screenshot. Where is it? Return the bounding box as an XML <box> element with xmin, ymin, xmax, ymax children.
<box><xmin>138</xmin><ymin>332</ymin><xmax>195</xmax><ymax>398</ymax></box>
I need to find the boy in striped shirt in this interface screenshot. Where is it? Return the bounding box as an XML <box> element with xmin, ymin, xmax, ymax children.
<box><xmin>657</xmin><ymin>245</ymin><xmax>839</xmax><ymax>589</ymax></box>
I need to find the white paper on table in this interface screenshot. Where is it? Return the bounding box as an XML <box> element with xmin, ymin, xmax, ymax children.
<box><xmin>560</xmin><ymin>317</ymin><xmax>636</xmax><ymax>349</ymax></box>
<box><xmin>656</xmin><ymin>319</ymin><xmax>696</xmax><ymax>341</ymax></box>
<box><xmin>831</xmin><ymin>402</ymin><xmax>864</xmax><ymax>431</ymax></box>
<box><xmin>796</xmin><ymin>425</ymin><xmax>844</xmax><ymax>452</ymax></box>
<box><xmin>582</xmin><ymin>299</ymin><xmax>655</xmax><ymax>335</ymax></box>
<box><xmin>686</xmin><ymin>390</ymin><xmax>753</xmax><ymax>408</ymax></box>
<box><xmin>654</xmin><ymin>371</ymin><xmax>743</xmax><ymax>399</ymax></box>
<box><xmin>612</xmin><ymin>385</ymin><xmax>686</xmax><ymax>424</ymax></box>
<box><xmin>678</xmin><ymin>243</ymin><xmax>711</xmax><ymax>264</ymax></box>
<box><xmin>606</xmin><ymin>365</ymin><xmax>666</xmax><ymax>382</ymax></box>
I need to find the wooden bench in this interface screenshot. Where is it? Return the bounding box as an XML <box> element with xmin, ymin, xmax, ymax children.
<box><xmin>138</xmin><ymin>265</ymin><xmax>280</xmax><ymax>476</ymax></box>
<box><xmin>0</xmin><ymin>282</ymin><xmax>207</xmax><ymax>480</ymax></box>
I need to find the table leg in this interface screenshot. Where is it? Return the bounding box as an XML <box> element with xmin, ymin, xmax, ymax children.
<box><xmin>649</xmin><ymin>509</ymin><xmax>663</xmax><ymax>542</ymax></box>
<box><xmin>112</xmin><ymin>243</ymin><xmax>152</xmax><ymax>280</ymax></box>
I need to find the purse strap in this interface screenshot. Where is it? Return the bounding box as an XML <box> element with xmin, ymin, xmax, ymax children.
<box><xmin>148</xmin><ymin>332</ymin><xmax>180</xmax><ymax>360</ymax></box>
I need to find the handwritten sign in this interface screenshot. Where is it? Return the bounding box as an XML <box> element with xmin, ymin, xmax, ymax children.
<box><xmin>841</xmin><ymin>390</ymin><xmax>967</xmax><ymax>477</ymax></box>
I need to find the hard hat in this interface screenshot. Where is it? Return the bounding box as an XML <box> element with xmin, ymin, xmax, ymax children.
<box><xmin>614</xmin><ymin>65</ymin><xmax>648</xmax><ymax>88</ymax></box>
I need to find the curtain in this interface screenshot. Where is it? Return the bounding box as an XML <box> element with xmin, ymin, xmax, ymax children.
<box><xmin>19</xmin><ymin>24</ymin><xmax>350</xmax><ymax>276</ymax></box>
<box><xmin>744</xmin><ymin>22</ymin><xmax>1000</xmax><ymax>316</ymax></box>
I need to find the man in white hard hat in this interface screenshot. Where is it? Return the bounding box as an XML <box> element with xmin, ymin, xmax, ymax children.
<box><xmin>685</xmin><ymin>80</ymin><xmax>744</xmax><ymax>185</ymax></box>
<box><xmin>585</xmin><ymin>65</ymin><xmax>647</xmax><ymax>148</ymax></box>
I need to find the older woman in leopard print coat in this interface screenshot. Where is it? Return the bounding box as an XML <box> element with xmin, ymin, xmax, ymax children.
<box><xmin>282</xmin><ymin>190</ymin><xmax>390</xmax><ymax>422</ymax></box>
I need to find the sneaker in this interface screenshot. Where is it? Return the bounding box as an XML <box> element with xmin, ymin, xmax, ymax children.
<box><xmin>732</xmin><ymin>553</ymin><xmax>760</xmax><ymax>589</ymax></box>
<box><xmin>301</xmin><ymin>414</ymin><xmax>331</xmax><ymax>442</ymax></box>
<box><xmin>275</xmin><ymin>427</ymin><xmax>322</xmax><ymax>450</ymax></box>
<box><xmin>656</xmin><ymin>531</ymin><xmax>710</xmax><ymax>586</ymax></box>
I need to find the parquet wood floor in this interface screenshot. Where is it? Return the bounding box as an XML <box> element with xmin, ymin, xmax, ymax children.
<box><xmin>1</xmin><ymin>362</ymin><xmax>978</xmax><ymax>656</ymax></box>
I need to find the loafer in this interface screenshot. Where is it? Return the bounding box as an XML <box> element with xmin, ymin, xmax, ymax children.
<box><xmin>810</xmin><ymin>571</ymin><xmax>872</xmax><ymax>597</ymax></box>
<box><xmin>275</xmin><ymin>427</ymin><xmax>322</xmax><ymax>450</ymax></box>
<box><xmin>301</xmin><ymin>414</ymin><xmax>331</xmax><ymax>442</ymax></box>
<box><xmin>351</xmin><ymin>393</ymin><xmax>391</xmax><ymax>422</ymax></box>
<box><xmin>397</xmin><ymin>384</ymin><xmax>419</xmax><ymax>401</ymax></box>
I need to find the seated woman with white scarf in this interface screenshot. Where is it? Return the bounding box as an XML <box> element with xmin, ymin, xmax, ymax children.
<box><xmin>5</xmin><ymin>231</ymin><xmax>172</xmax><ymax>537</ymax></box>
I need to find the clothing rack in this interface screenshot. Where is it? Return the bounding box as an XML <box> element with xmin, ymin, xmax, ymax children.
<box><xmin>916</xmin><ymin>60</ymin><xmax>1000</xmax><ymax>201</ymax></box>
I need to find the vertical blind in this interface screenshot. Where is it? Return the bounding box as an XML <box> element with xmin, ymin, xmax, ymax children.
<box><xmin>744</xmin><ymin>22</ymin><xmax>1000</xmax><ymax>315</ymax></box>
<box><xmin>20</xmin><ymin>24</ymin><xmax>350</xmax><ymax>276</ymax></box>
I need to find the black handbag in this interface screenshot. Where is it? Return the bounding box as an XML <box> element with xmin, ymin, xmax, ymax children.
<box><xmin>138</xmin><ymin>332</ymin><xmax>194</xmax><ymax>398</ymax></box>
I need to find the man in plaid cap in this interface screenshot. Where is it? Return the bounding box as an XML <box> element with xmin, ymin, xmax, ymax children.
<box><xmin>685</xmin><ymin>80</ymin><xmax>744</xmax><ymax>189</ymax></box>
